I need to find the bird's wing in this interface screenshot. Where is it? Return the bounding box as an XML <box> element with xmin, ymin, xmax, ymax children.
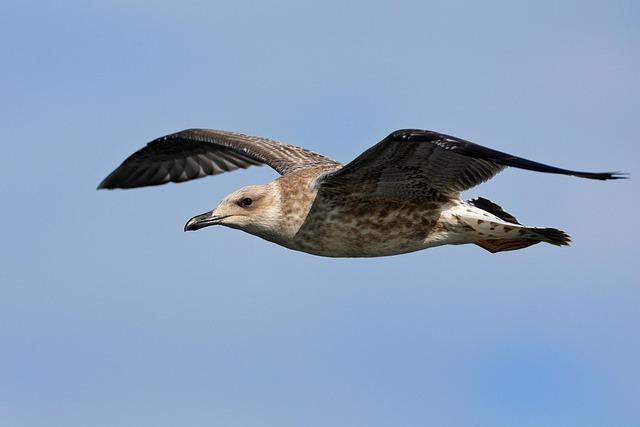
<box><xmin>319</xmin><ymin>129</ymin><xmax>624</xmax><ymax>199</ymax></box>
<box><xmin>98</xmin><ymin>129</ymin><xmax>340</xmax><ymax>189</ymax></box>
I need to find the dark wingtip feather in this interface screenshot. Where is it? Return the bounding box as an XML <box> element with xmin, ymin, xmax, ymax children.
<box><xmin>97</xmin><ymin>166</ymin><xmax>130</xmax><ymax>190</ymax></box>
<box><xmin>97</xmin><ymin>180</ymin><xmax>122</xmax><ymax>190</ymax></box>
<box><xmin>599</xmin><ymin>171</ymin><xmax>629</xmax><ymax>180</ymax></box>
<box><xmin>572</xmin><ymin>171</ymin><xmax>628</xmax><ymax>180</ymax></box>
<box><xmin>97</xmin><ymin>176</ymin><xmax>115</xmax><ymax>190</ymax></box>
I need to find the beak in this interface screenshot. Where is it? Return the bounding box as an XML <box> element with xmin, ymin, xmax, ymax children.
<box><xmin>184</xmin><ymin>211</ymin><xmax>229</xmax><ymax>232</ymax></box>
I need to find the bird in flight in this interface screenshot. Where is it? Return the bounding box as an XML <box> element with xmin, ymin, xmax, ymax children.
<box><xmin>99</xmin><ymin>129</ymin><xmax>624</xmax><ymax>257</ymax></box>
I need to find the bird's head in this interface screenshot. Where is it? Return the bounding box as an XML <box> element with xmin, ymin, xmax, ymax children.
<box><xmin>184</xmin><ymin>183</ymin><xmax>281</xmax><ymax>237</ymax></box>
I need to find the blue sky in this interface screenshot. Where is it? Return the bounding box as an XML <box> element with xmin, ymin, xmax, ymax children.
<box><xmin>1</xmin><ymin>1</ymin><xmax>638</xmax><ymax>426</ymax></box>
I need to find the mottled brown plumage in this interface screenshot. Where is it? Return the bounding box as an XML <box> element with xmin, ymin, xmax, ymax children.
<box><xmin>99</xmin><ymin>128</ymin><xmax>624</xmax><ymax>257</ymax></box>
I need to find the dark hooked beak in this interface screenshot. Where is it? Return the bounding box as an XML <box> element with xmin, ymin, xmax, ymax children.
<box><xmin>184</xmin><ymin>211</ymin><xmax>229</xmax><ymax>232</ymax></box>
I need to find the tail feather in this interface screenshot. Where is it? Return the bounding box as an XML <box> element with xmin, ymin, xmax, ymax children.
<box><xmin>527</xmin><ymin>227</ymin><xmax>572</xmax><ymax>246</ymax></box>
<box><xmin>459</xmin><ymin>198</ymin><xmax>572</xmax><ymax>253</ymax></box>
<box><xmin>476</xmin><ymin>239</ymin><xmax>540</xmax><ymax>253</ymax></box>
<box><xmin>475</xmin><ymin>227</ymin><xmax>571</xmax><ymax>253</ymax></box>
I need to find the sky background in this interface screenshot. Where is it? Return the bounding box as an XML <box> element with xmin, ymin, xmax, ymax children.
<box><xmin>1</xmin><ymin>0</ymin><xmax>638</xmax><ymax>426</ymax></box>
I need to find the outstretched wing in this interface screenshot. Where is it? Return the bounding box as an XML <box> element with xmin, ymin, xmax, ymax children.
<box><xmin>320</xmin><ymin>129</ymin><xmax>624</xmax><ymax>199</ymax></box>
<box><xmin>98</xmin><ymin>129</ymin><xmax>340</xmax><ymax>189</ymax></box>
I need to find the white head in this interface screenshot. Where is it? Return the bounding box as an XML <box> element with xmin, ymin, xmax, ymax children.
<box><xmin>184</xmin><ymin>183</ymin><xmax>282</xmax><ymax>239</ymax></box>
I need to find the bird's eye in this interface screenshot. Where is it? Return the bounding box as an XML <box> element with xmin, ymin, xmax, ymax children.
<box><xmin>240</xmin><ymin>197</ymin><xmax>253</xmax><ymax>207</ymax></box>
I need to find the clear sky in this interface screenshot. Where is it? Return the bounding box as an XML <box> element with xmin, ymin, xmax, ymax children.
<box><xmin>1</xmin><ymin>0</ymin><xmax>638</xmax><ymax>426</ymax></box>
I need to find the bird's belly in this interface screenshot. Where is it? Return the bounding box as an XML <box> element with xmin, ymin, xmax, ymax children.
<box><xmin>289</xmin><ymin>207</ymin><xmax>448</xmax><ymax>257</ymax></box>
<box><xmin>292</xmin><ymin>234</ymin><xmax>433</xmax><ymax>257</ymax></box>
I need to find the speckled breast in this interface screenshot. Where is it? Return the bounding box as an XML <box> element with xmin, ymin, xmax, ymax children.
<box><xmin>291</xmin><ymin>194</ymin><xmax>446</xmax><ymax>257</ymax></box>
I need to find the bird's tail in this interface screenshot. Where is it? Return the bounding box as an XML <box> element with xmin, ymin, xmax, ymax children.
<box><xmin>465</xmin><ymin>197</ymin><xmax>571</xmax><ymax>253</ymax></box>
<box><xmin>525</xmin><ymin>227</ymin><xmax>572</xmax><ymax>246</ymax></box>
<box><xmin>475</xmin><ymin>227</ymin><xmax>571</xmax><ymax>253</ymax></box>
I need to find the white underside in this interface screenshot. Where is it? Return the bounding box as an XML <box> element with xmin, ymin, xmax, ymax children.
<box><xmin>422</xmin><ymin>202</ymin><xmax>528</xmax><ymax>248</ymax></box>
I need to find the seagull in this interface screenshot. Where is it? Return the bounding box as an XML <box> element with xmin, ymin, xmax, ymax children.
<box><xmin>98</xmin><ymin>128</ymin><xmax>624</xmax><ymax>257</ymax></box>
